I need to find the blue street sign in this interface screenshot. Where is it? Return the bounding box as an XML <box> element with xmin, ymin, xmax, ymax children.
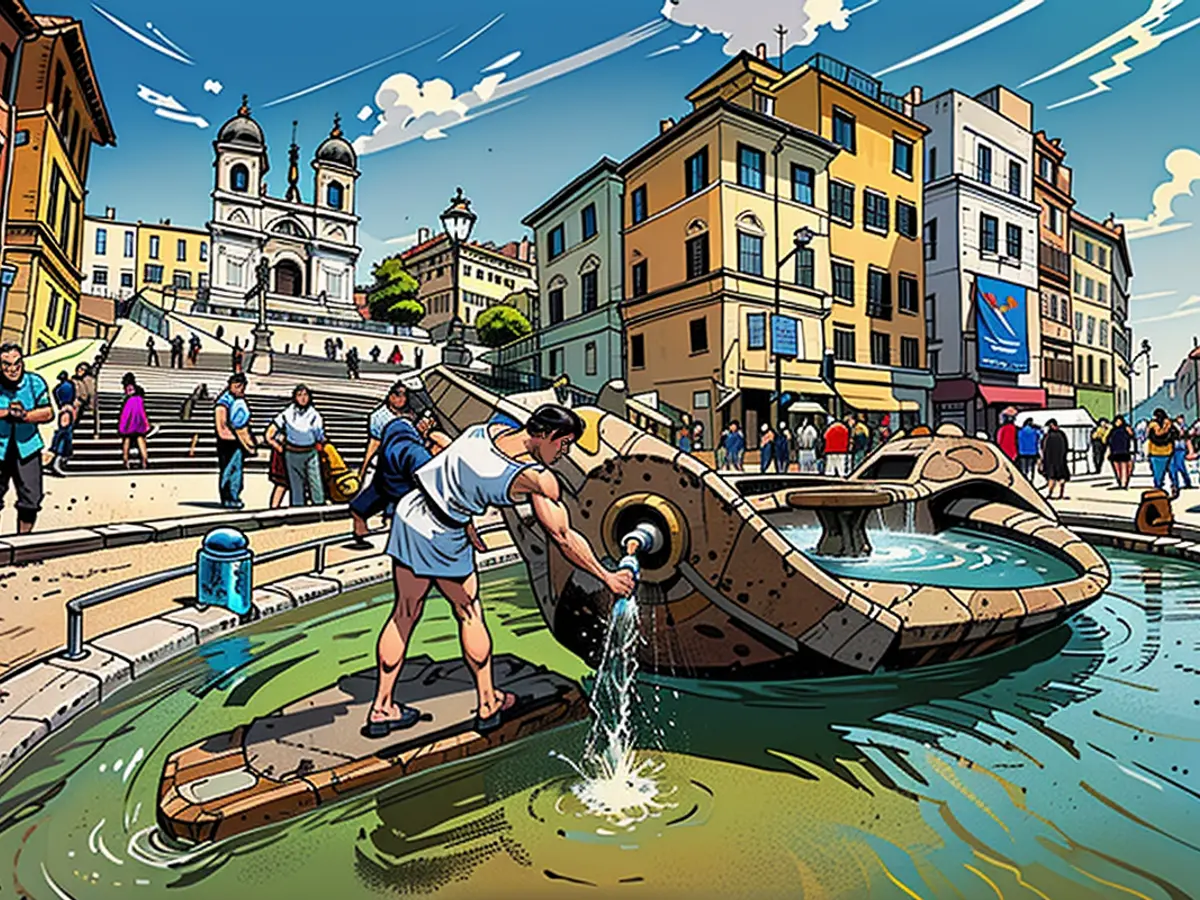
<box><xmin>771</xmin><ymin>314</ymin><xmax>799</xmax><ymax>358</ymax></box>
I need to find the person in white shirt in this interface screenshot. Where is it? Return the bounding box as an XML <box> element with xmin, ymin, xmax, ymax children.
<box><xmin>265</xmin><ymin>384</ymin><xmax>326</xmax><ymax>506</ymax></box>
<box><xmin>795</xmin><ymin>418</ymin><xmax>820</xmax><ymax>473</ymax></box>
<box><xmin>357</xmin><ymin>381</ymin><xmax>408</xmax><ymax>484</ymax></box>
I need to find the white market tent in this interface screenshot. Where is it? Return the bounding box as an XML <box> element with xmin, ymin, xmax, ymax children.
<box><xmin>1018</xmin><ymin>407</ymin><xmax>1097</xmax><ymax>475</ymax></box>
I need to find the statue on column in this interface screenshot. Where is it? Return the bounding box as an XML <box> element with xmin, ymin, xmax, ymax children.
<box><xmin>248</xmin><ymin>257</ymin><xmax>274</xmax><ymax>374</ymax></box>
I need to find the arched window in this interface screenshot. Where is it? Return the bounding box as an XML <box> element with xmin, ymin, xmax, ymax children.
<box><xmin>273</xmin><ymin>259</ymin><xmax>303</xmax><ymax>297</ymax></box>
<box><xmin>230</xmin><ymin>164</ymin><xmax>249</xmax><ymax>193</ymax></box>
<box><xmin>326</xmin><ymin>181</ymin><xmax>344</xmax><ymax>210</ymax></box>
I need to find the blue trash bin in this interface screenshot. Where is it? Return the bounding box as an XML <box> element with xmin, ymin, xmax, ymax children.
<box><xmin>197</xmin><ymin>527</ymin><xmax>253</xmax><ymax>616</ymax></box>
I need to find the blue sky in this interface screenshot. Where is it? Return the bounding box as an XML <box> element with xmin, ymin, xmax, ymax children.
<box><xmin>61</xmin><ymin>0</ymin><xmax>1200</xmax><ymax>397</ymax></box>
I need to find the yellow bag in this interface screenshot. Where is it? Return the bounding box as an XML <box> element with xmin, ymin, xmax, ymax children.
<box><xmin>319</xmin><ymin>441</ymin><xmax>360</xmax><ymax>502</ymax></box>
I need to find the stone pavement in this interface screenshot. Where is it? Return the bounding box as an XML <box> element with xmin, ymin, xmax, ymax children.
<box><xmin>1048</xmin><ymin>463</ymin><xmax>1200</xmax><ymax>531</ymax></box>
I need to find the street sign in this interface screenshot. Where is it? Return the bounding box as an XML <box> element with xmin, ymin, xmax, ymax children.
<box><xmin>771</xmin><ymin>314</ymin><xmax>799</xmax><ymax>358</ymax></box>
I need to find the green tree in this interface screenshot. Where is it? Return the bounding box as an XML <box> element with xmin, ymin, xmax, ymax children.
<box><xmin>475</xmin><ymin>304</ymin><xmax>532</xmax><ymax>348</ymax></box>
<box><xmin>366</xmin><ymin>256</ymin><xmax>423</xmax><ymax>327</ymax></box>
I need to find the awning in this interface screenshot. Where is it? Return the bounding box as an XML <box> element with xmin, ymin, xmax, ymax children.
<box><xmin>836</xmin><ymin>382</ymin><xmax>920</xmax><ymax>412</ymax></box>
<box><xmin>715</xmin><ymin>388</ymin><xmax>741</xmax><ymax>411</ymax></box>
<box><xmin>978</xmin><ymin>385</ymin><xmax>1047</xmax><ymax>408</ymax></box>
<box><xmin>737</xmin><ymin>374</ymin><xmax>834</xmax><ymax>397</ymax></box>
<box><xmin>787</xmin><ymin>400</ymin><xmax>829</xmax><ymax>414</ymax></box>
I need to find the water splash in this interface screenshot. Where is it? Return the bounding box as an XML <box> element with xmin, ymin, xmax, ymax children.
<box><xmin>904</xmin><ymin>500</ymin><xmax>916</xmax><ymax>533</ymax></box>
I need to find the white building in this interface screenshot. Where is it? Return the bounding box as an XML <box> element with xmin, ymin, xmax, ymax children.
<box><xmin>205</xmin><ymin>97</ymin><xmax>361</xmax><ymax>321</ymax></box>
<box><xmin>916</xmin><ymin>86</ymin><xmax>1043</xmax><ymax>435</ymax></box>
<box><xmin>80</xmin><ymin>209</ymin><xmax>137</xmax><ymax>300</ymax></box>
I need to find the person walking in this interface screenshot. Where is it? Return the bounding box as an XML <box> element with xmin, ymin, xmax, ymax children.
<box><xmin>266</xmin><ymin>384</ymin><xmax>326</xmax><ymax>506</ymax></box>
<box><xmin>71</xmin><ymin>362</ymin><xmax>97</xmax><ymax>438</ymax></box>
<box><xmin>823</xmin><ymin>416</ymin><xmax>851</xmax><ymax>478</ymax></box>
<box><xmin>366</xmin><ymin>405</ymin><xmax>635</xmax><ymax>736</ymax></box>
<box><xmin>352</xmin><ymin>381</ymin><xmax>411</xmax><ymax>538</ymax></box>
<box><xmin>715</xmin><ymin>426</ymin><xmax>729</xmax><ymax>469</ymax></box>
<box><xmin>0</xmin><ymin>343</ymin><xmax>53</xmax><ymax>534</ymax></box>
<box><xmin>370</xmin><ymin>345</ymin><xmax>382</xmax><ymax>364</ymax></box>
<box><xmin>46</xmin><ymin>371</ymin><xmax>76</xmax><ymax>476</ymax></box>
<box><xmin>388</xmin><ymin>344</ymin><xmax>403</xmax><ymax>366</ymax></box>
<box><xmin>188</xmin><ymin>333</ymin><xmax>202</xmax><ymax>366</ymax></box>
<box><xmin>1091</xmin><ymin>418</ymin><xmax>1111</xmax><ymax>474</ymax></box>
<box><xmin>170</xmin><ymin>334</ymin><xmax>185</xmax><ymax>369</ymax></box>
<box><xmin>1134</xmin><ymin>419</ymin><xmax>1149</xmax><ymax>464</ymax></box>
<box><xmin>1146</xmin><ymin>409</ymin><xmax>1177</xmax><ymax>492</ymax></box>
<box><xmin>346</xmin><ymin>346</ymin><xmax>361</xmax><ymax>380</ymax></box>
<box><xmin>759</xmin><ymin>422</ymin><xmax>775</xmax><ymax>473</ymax></box>
<box><xmin>723</xmin><ymin>421</ymin><xmax>745</xmax><ymax>471</ymax></box>
<box><xmin>214</xmin><ymin>373</ymin><xmax>256</xmax><ymax>509</ymax></box>
<box><xmin>677</xmin><ymin>425</ymin><xmax>692</xmax><ymax>453</ymax></box>
<box><xmin>691</xmin><ymin>421</ymin><xmax>704</xmax><ymax>452</ymax></box>
<box><xmin>1040</xmin><ymin>419</ymin><xmax>1070</xmax><ymax>500</ymax></box>
<box><xmin>1170</xmin><ymin>414</ymin><xmax>1193</xmax><ymax>497</ymax></box>
<box><xmin>117</xmin><ymin>372</ymin><xmax>151</xmax><ymax>469</ymax></box>
<box><xmin>1106</xmin><ymin>414</ymin><xmax>1135</xmax><ymax>489</ymax></box>
<box><xmin>146</xmin><ymin>336</ymin><xmax>160</xmax><ymax>367</ymax></box>
<box><xmin>796</xmin><ymin>418</ymin><xmax>819</xmax><ymax>473</ymax></box>
<box><xmin>995</xmin><ymin>413</ymin><xmax>1018</xmax><ymax>462</ymax></box>
<box><xmin>773</xmin><ymin>423</ymin><xmax>791</xmax><ymax>474</ymax></box>
<box><xmin>1017</xmin><ymin>418</ymin><xmax>1041</xmax><ymax>481</ymax></box>
<box><xmin>231</xmin><ymin>338</ymin><xmax>244</xmax><ymax>374</ymax></box>
<box><xmin>850</xmin><ymin>415</ymin><xmax>871</xmax><ymax>471</ymax></box>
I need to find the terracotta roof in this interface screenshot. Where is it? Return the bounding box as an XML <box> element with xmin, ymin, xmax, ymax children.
<box><xmin>1</xmin><ymin>0</ymin><xmax>39</xmax><ymax>36</ymax></box>
<box><xmin>35</xmin><ymin>16</ymin><xmax>116</xmax><ymax>146</ymax></box>
<box><xmin>400</xmin><ymin>232</ymin><xmax>449</xmax><ymax>259</ymax></box>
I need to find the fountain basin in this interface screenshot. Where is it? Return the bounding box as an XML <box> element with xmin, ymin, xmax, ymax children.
<box><xmin>415</xmin><ymin>367</ymin><xmax>1109</xmax><ymax>679</ymax></box>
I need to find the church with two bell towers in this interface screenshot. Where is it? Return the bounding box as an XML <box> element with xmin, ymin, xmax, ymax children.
<box><xmin>205</xmin><ymin>96</ymin><xmax>362</xmax><ymax>321</ymax></box>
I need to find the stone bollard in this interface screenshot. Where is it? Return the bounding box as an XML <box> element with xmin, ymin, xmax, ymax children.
<box><xmin>1135</xmin><ymin>489</ymin><xmax>1174</xmax><ymax>537</ymax></box>
<box><xmin>196</xmin><ymin>527</ymin><xmax>254</xmax><ymax>615</ymax></box>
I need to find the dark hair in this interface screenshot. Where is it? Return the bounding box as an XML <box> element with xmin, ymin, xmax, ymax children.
<box><xmin>57</xmin><ymin>370</ymin><xmax>69</xmax><ymax>382</ymax></box>
<box><xmin>228</xmin><ymin>373</ymin><xmax>248</xmax><ymax>387</ymax></box>
<box><xmin>293</xmin><ymin>383</ymin><xmax>310</xmax><ymax>402</ymax></box>
<box><xmin>1047</xmin><ymin>418</ymin><xmax>1059</xmax><ymax>428</ymax></box>
<box><xmin>75</xmin><ymin>362</ymin><xmax>91</xmax><ymax>376</ymax></box>
<box><xmin>121</xmin><ymin>371</ymin><xmax>137</xmax><ymax>387</ymax></box>
<box><xmin>1154</xmin><ymin>408</ymin><xmax>1167</xmax><ymax>420</ymax></box>
<box><xmin>526</xmin><ymin>404</ymin><xmax>584</xmax><ymax>440</ymax></box>
<box><xmin>388</xmin><ymin>380</ymin><xmax>408</xmax><ymax>397</ymax></box>
<box><xmin>0</xmin><ymin>342</ymin><xmax>20</xmax><ymax>357</ymax></box>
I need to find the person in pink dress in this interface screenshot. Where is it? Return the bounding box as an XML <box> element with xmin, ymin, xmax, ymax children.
<box><xmin>117</xmin><ymin>372</ymin><xmax>151</xmax><ymax>469</ymax></box>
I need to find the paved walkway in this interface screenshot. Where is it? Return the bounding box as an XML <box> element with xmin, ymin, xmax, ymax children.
<box><xmin>1044</xmin><ymin>463</ymin><xmax>1200</xmax><ymax>530</ymax></box>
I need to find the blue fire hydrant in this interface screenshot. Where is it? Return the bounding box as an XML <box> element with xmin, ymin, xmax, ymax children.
<box><xmin>196</xmin><ymin>527</ymin><xmax>253</xmax><ymax>616</ymax></box>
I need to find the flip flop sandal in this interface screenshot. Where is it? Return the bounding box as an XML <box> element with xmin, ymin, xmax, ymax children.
<box><xmin>361</xmin><ymin>705</ymin><xmax>420</xmax><ymax>738</ymax></box>
<box><xmin>475</xmin><ymin>691</ymin><xmax>518</xmax><ymax>734</ymax></box>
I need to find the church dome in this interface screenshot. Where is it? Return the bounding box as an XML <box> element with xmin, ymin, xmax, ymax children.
<box><xmin>217</xmin><ymin>95</ymin><xmax>265</xmax><ymax>147</ymax></box>
<box><xmin>315</xmin><ymin>114</ymin><xmax>356</xmax><ymax>168</ymax></box>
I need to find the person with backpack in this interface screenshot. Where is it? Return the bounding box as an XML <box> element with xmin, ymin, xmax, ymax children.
<box><xmin>1146</xmin><ymin>408</ymin><xmax>1178</xmax><ymax>492</ymax></box>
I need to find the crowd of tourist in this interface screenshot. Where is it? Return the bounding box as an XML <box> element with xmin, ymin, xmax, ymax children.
<box><xmin>709</xmin><ymin>413</ymin><xmax>894</xmax><ymax>477</ymax></box>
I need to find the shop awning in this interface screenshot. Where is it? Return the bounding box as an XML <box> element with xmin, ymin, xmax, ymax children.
<box><xmin>836</xmin><ymin>382</ymin><xmax>920</xmax><ymax>412</ymax></box>
<box><xmin>737</xmin><ymin>374</ymin><xmax>835</xmax><ymax>397</ymax></box>
<box><xmin>978</xmin><ymin>385</ymin><xmax>1047</xmax><ymax>408</ymax></box>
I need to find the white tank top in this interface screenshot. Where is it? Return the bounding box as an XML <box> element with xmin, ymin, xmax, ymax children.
<box><xmin>415</xmin><ymin>424</ymin><xmax>535</xmax><ymax>524</ymax></box>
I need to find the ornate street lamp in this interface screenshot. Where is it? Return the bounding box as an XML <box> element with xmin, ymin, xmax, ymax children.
<box><xmin>773</xmin><ymin>226</ymin><xmax>816</xmax><ymax>424</ymax></box>
<box><xmin>439</xmin><ymin>187</ymin><xmax>477</xmax><ymax>365</ymax></box>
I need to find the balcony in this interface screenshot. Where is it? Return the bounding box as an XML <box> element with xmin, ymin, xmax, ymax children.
<box><xmin>1113</xmin><ymin>327</ymin><xmax>1130</xmax><ymax>363</ymax></box>
<box><xmin>1042</xmin><ymin>357</ymin><xmax>1074</xmax><ymax>385</ymax></box>
<box><xmin>804</xmin><ymin>54</ymin><xmax>909</xmax><ymax>115</ymax></box>
<box><xmin>1039</xmin><ymin>242</ymin><xmax>1070</xmax><ymax>277</ymax></box>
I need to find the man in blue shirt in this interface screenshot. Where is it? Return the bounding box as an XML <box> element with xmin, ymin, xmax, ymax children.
<box><xmin>47</xmin><ymin>370</ymin><xmax>77</xmax><ymax>476</ymax></box>
<box><xmin>213</xmin><ymin>373</ymin><xmax>255</xmax><ymax>509</ymax></box>
<box><xmin>0</xmin><ymin>343</ymin><xmax>54</xmax><ymax>533</ymax></box>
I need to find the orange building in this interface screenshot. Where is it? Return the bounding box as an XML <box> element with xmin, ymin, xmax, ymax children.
<box><xmin>2</xmin><ymin>14</ymin><xmax>114</xmax><ymax>350</ymax></box>
<box><xmin>1033</xmin><ymin>130</ymin><xmax>1076</xmax><ymax>408</ymax></box>
<box><xmin>0</xmin><ymin>0</ymin><xmax>39</xmax><ymax>325</ymax></box>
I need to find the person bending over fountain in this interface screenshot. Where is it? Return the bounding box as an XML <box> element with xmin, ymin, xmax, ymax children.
<box><xmin>366</xmin><ymin>404</ymin><xmax>637</xmax><ymax>737</ymax></box>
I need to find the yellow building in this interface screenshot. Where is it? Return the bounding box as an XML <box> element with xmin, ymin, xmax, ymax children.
<box><xmin>2</xmin><ymin>15</ymin><xmax>114</xmax><ymax>350</ymax></box>
<box><xmin>685</xmin><ymin>50</ymin><xmax>931</xmax><ymax>422</ymax></box>
<box><xmin>619</xmin><ymin>98</ymin><xmax>839</xmax><ymax>441</ymax></box>
<box><xmin>81</xmin><ymin>210</ymin><xmax>210</xmax><ymax>301</ymax></box>
<box><xmin>134</xmin><ymin>219</ymin><xmax>209</xmax><ymax>295</ymax></box>
<box><xmin>1070</xmin><ymin>211</ymin><xmax>1118</xmax><ymax>421</ymax></box>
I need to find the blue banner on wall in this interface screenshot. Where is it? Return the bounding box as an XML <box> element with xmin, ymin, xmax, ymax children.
<box><xmin>771</xmin><ymin>314</ymin><xmax>799</xmax><ymax>358</ymax></box>
<box><xmin>975</xmin><ymin>276</ymin><xmax>1029</xmax><ymax>373</ymax></box>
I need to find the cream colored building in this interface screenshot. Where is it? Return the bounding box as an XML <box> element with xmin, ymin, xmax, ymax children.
<box><xmin>81</xmin><ymin>208</ymin><xmax>210</xmax><ymax>300</ymax></box>
<box><xmin>1070</xmin><ymin>211</ymin><xmax>1117</xmax><ymax>422</ymax></box>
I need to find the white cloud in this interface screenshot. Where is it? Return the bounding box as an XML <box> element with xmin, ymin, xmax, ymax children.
<box><xmin>1118</xmin><ymin>149</ymin><xmax>1200</xmax><ymax>241</ymax></box>
<box><xmin>873</xmin><ymin>0</ymin><xmax>1043</xmax><ymax>77</ymax></box>
<box><xmin>136</xmin><ymin>84</ymin><xmax>209</xmax><ymax>128</ymax></box>
<box><xmin>682</xmin><ymin>29</ymin><xmax>704</xmax><ymax>45</ymax></box>
<box><xmin>385</xmin><ymin>232</ymin><xmax>420</xmax><ymax>247</ymax></box>
<box><xmin>438</xmin><ymin>14</ymin><xmax>504</xmax><ymax>62</ymax></box>
<box><xmin>1133</xmin><ymin>295</ymin><xmax>1200</xmax><ymax>325</ymax></box>
<box><xmin>662</xmin><ymin>0</ymin><xmax>859</xmax><ymax>55</ymax></box>
<box><xmin>203</xmin><ymin>79</ymin><xmax>223</xmax><ymax>95</ymax></box>
<box><xmin>92</xmin><ymin>3</ymin><xmax>192</xmax><ymax>65</ymax></box>
<box><xmin>1132</xmin><ymin>290</ymin><xmax>1179</xmax><ymax>301</ymax></box>
<box><xmin>356</xmin><ymin>105</ymin><xmax>374</xmax><ymax>121</ymax></box>
<box><xmin>146</xmin><ymin>20</ymin><xmax>192</xmax><ymax>61</ymax></box>
<box><xmin>483</xmin><ymin>51</ymin><xmax>522</xmax><ymax>72</ymax></box>
<box><xmin>1021</xmin><ymin>0</ymin><xmax>1200</xmax><ymax>108</ymax></box>
<box><xmin>354</xmin><ymin>20</ymin><xmax>668</xmax><ymax>156</ymax></box>
<box><xmin>648</xmin><ymin>44</ymin><xmax>681</xmax><ymax>57</ymax></box>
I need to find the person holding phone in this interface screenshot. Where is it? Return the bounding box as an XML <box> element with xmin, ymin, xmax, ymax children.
<box><xmin>0</xmin><ymin>343</ymin><xmax>54</xmax><ymax>534</ymax></box>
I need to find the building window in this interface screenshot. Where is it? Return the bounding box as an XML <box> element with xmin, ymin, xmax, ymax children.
<box><xmin>747</xmin><ymin>313</ymin><xmax>766</xmax><ymax>350</ymax></box>
<box><xmin>1008</xmin><ymin>160</ymin><xmax>1021</xmax><ymax>197</ymax></box>
<box><xmin>898</xmin><ymin>274</ymin><xmax>918</xmax><ymax>314</ymax></box>
<box><xmin>832</xmin><ymin>261</ymin><xmax>854</xmax><ymax>303</ymax></box>
<box><xmin>46</xmin><ymin>288</ymin><xmax>59</xmax><ymax>328</ymax></box>
<box><xmin>792</xmin><ymin>164</ymin><xmax>814</xmax><ymax>205</ymax></box>
<box><xmin>1085</xmin><ymin>277</ymin><xmax>1095</xmax><ymax>299</ymax></box>
<box><xmin>923</xmin><ymin>219</ymin><xmax>937</xmax><ymax>260</ymax></box>
<box><xmin>1049</xmin><ymin>205</ymin><xmax>1063</xmax><ymax>236</ymax></box>
<box><xmin>685</xmin><ymin>147</ymin><xmax>709</xmax><ymax>196</ymax></box>
<box><xmin>693</xmin><ymin>390</ymin><xmax>711</xmax><ymax>409</ymax></box>
<box><xmin>901</xmin><ymin>336</ymin><xmax>920</xmax><ymax>369</ymax></box>
<box><xmin>795</xmin><ymin>247</ymin><xmax>814</xmax><ymax>288</ymax></box>
<box><xmin>177</xmin><ymin>239</ymin><xmax>187</xmax><ymax>262</ymax></box>
<box><xmin>46</xmin><ymin>166</ymin><xmax>61</xmax><ymax>229</ymax></box>
<box><xmin>630</xmin><ymin>333</ymin><xmax>645</xmax><ymax>368</ymax></box>
<box><xmin>926</xmin><ymin>146</ymin><xmax>937</xmax><ymax>182</ymax></box>
<box><xmin>893</xmin><ymin>136</ymin><xmax>913</xmax><ymax>177</ymax></box>
<box><xmin>58</xmin><ymin>297</ymin><xmax>71</xmax><ymax>338</ymax></box>
<box><xmin>549</xmin><ymin>348</ymin><xmax>563</xmax><ymax>376</ymax></box>
<box><xmin>92</xmin><ymin>267</ymin><xmax>108</xmax><ymax>286</ymax></box>
<box><xmin>1039</xmin><ymin>155</ymin><xmax>1053</xmax><ymax>181</ymax></box>
<box><xmin>1098</xmin><ymin>246</ymin><xmax>1108</xmax><ymax>269</ymax></box>
<box><xmin>581</xmin><ymin>203</ymin><xmax>597</xmax><ymax>240</ymax></box>
<box><xmin>1087</xmin><ymin>355</ymin><xmax>1094</xmax><ymax>384</ymax></box>
<box><xmin>1086</xmin><ymin>314</ymin><xmax>1096</xmax><ymax>343</ymax></box>
<box><xmin>979</xmin><ymin>214</ymin><xmax>999</xmax><ymax>253</ymax></box>
<box><xmin>977</xmin><ymin>144</ymin><xmax>992</xmax><ymax>185</ymax></box>
<box><xmin>1098</xmin><ymin>283</ymin><xmax>1107</xmax><ymax>305</ymax></box>
<box><xmin>632</xmin><ymin>260</ymin><xmax>648</xmax><ymax>298</ymax></box>
<box><xmin>686</xmin><ymin>233</ymin><xmax>710</xmax><ymax>280</ymax></box>
<box><xmin>1100</xmin><ymin>320</ymin><xmax>1109</xmax><ymax>347</ymax></box>
<box><xmin>327</xmin><ymin>181</ymin><xmax>344</xmax><ymax>209</ymax></box>
<box><xmin>14</xmin><ymin>129</ymin><xmax>28</xmax><ymax>146</ymax></box>
<box><xmin>1100</xmin><ymin>357</ymin><xmax>1108</xmax><ymax>385</ymax></box>
<box><xmin>896</xmin><ymin>200</ymin><xmax>917</xmax><ymax>239</ymax></box>
<box><xmin>829</xmin><ymin>181</ymin><xmax>855</xmax><ymax>225</ymax></box>
<box><xmin>548</xmin><ymin>287</ymin><xmax>564</xmax><ymax>324</ymax></box>
<box><xmin>1006</xmin><ymin>223</ymin><xmax>1022</xmax><ymax>259</ymax></box>
<box><xmin>870</xmin><ymin>331</ymin><xmax>891</xmax><ymax>366</ymax></box>
<box><xmin>327</xmin><ymin>270</ymin><xmax>345</xmax><ymax>299</ymax></box>
<box><xmin>737</xmin><ymin>232</ymin><xmax>763</xmax><ymax>276</ymax></box>
<box><xmin>864</xmin><ymin>191</ymin><xmax>889</xmax><ymax>234</ymax></box>
<box><xmin>173</xmin><ymin>271</ymin><xmax>191</xmax><ymax>289</ymax></box>
<box><xmin>95</xmin><ymin>228</ymin><xmax>107</xmax><ymax>255</ymax></box>
<box><xmin>231</xmin><ymin>164</ymin><xmax>249</xmax><ymax>192</ymax></box>
<box><xmin>737</xmin><ymin>144</ymin><xmax>765</xmax><ymax>191</ymax></box>
<box><xmin>580</xmin><ymin>270</ymin><xmax>598</xmax><ymax>313</ymax></box>
<box><xmin>867</xmin><ymin>268</ymin><xmax>891</xmax><ymax>320</ymax></box>
<box><xmin>227</xmin><ymin>259</ymin><xmax>244</xmax><ymax>288</ymax></box>
<box><xmin>752</xmin><ymin>91</ymin><xmax>774</xmax><ymax>116</ymax></box>
<box><xmin>1075</xmin><ymin>310</ymin><xmax>1084</xmax><ymax>333</ymax></box>
<box><xmin>124</xmin><ymin>231</ymin><xmax>134</xmax><ymax>257</ymax></box>
<box><xmin>631</xmin><ymin>185</ymin><xmax>647</xmax><ymax>224</ymax></box>
<box><xmin>144</xmin><ymin>264</ymin><xmax>164</xmax><ymax>283</ymax></box>
<box><xmin>584</xmin><ymin>341</ymin><xmax>597</xmax><ymax>376</ymax></box>
<box><xmin>833</xmin><ymin>325</ymin><xmax>856</xmax><ymax>362</ymax></box>
<box><xmin>689</xmin><ymin>317</ymin><xmax>708</xmax><ymax>354</ymax></box>
<box><xmin>149</xmin><ymin>236</ymin><xmax>160</xmax><ymax>259</ymax></box>
<box><xmin>1074</xmin><ymin>272</ymin><xmax>1083</xmax><ymax>294</ymax></box>
<box><xmin>120</xmin><ymin>271</ymin><xmax>134</xmax><ymax>288</ymax></box>
<box><xmin>1084</xmin><ymin>241</ymin><xmax>1094</xmax><ymax>263</ymax></box>
<box><xmin>832</xmin><ymin>107</ymin><xmax>856</xmax><ymax>152</ymax></box>
<box><xmin>200</xmin><ymin>242</ymin><xmax>208</xmax><ymax>262</ymax></box>
<box><xmin>547</xmin><ymin>225</ymin><xmax>565</xmax><ymax>261</ymax></box>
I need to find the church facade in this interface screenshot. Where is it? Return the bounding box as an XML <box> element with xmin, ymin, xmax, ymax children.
<box><xmin>204</xmin><ymin>97</ymin><xmax>361</xmax><ymax>321</ymax></box>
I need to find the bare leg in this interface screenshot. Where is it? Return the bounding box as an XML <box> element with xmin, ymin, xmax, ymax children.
<box><xmin>138</xmin><ymin>435</ymin><xmax>149</xmax><ymax>468</ymax></box>
<box><xmin>437</xmin><ymin>573</ymin><xmax>508</xmax><ymax>718</ymax></box>
<box><xmin>370</xmin><ymin>563</ymin><xmax>430</xmax><ymax>722</ymax></box>
<box><xmin>352</xmin><ymin>511</ymin><xmax>368</xmax><ymax>538</ymax></box>
<box><xmin>122</xmin><ymin>437</ymin><xmax>130</xmax><ymax>468</ymax></box>
<box><xmin>270</xmin><ymin>484</ymin><xmax>287</xmax><ymax>509</ymax></box>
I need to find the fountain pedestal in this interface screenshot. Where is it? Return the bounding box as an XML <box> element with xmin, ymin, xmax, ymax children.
<box><xmin>786</xmin><ymin>488</ymin><xmax>894</xmax><ymax>557</ymax></box>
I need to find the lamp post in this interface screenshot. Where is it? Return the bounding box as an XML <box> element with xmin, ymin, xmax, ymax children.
<box><xmin>440</xmin><ymin>186</ymin><xmax>477</xmax><ymax>334</ymax></box>
<box><xmin>773</xmin><ymin>226</ymin><xmax>816</xmax><ymax>425</ymax></box>
<box><xmin>1130</xmin><ymin>338</ymin><xmax>1152</xmax><ymax>415</ymax></box>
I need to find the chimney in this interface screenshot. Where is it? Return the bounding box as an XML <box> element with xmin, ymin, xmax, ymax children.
<box><xmin>104</xmin><ymin>206</ymin><xmax>115</xmax><ymax>220</ymax></box>
<box><xmin>417</xmin><ymin>225</ymin><xmax>432</xmax><ymax>244</ymax></box>
<box><xmin>659</xmin><ymin>118</ymin><xmax>675</xmax><ymax>134</ymax></box>
<box><xmin>906</xmin><ymin>86</ymin><xmax>923</xmax><ymax>105</ymax></box>
<box><xmin>755</xmin><ymin>43</ymin><xmax>768</xmax><ymax>61</ymax></box>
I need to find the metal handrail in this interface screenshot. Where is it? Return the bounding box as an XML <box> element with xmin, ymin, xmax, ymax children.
<box><xmin>62</xmin><ymin>528</ymin><xmax>385</xmax><ymax>661</ymax></box>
